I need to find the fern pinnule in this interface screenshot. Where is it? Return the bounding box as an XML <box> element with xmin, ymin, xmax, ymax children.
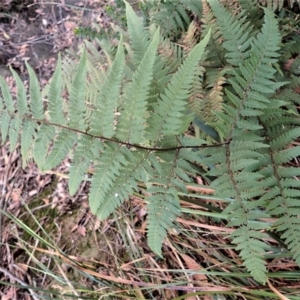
<box><xmin>200</xmin><ymin>0</ymin><xmax>225</xmax><ymax>68</ymax></box>
<box><xmin>149</xmin><ymin>0</ymin><xmax>201</xmax><ymax>38</ymax></box>
<box><xmin>0</xmin><ymin>77</ymin><xmax>13</xmax><ymax>144</ymax></box>
<box><xmin>0</xmin><ymin>112</ymin><xmax>10</xmax><ymax>144</ymax></box>
<box><xmin>69</xmin><ymin>135</ymin><xmax>103</xmax><ymax>195</ymax></box>
<box><xmin>194</xmin><ymin>68</ymin><xmax>226</xmax><ymax>126</ymax></box>
<box><xmin>0</xmin><ymin>74</ymin><xmax>14</xmax><ymax>114</ymax></box>
<box><xmin>147</xmin><ymin>175</ymin><xmax>181</xmax><ymax>256</ymax></box>
<box><xmin>20</xmin><ymin>120</ymin><xmax>37</xmax><ymax>166</ymax></box>
<box><xmin>8</xmin><ymin>117</ymin><xmax>22</xmax><ymax>152</ymax></box>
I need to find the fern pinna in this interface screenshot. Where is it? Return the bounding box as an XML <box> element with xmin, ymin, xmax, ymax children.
<box><xmin>0</xmin><ymin>0</ymin><xmax>300</xmax><ymax>285</ymax></box>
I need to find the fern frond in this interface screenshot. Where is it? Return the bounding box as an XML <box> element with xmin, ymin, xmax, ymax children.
<box><xmin>218</xmin><ymin>8</ymin><xmax>282</xmax><ymax>136</ymax></box>
<box><xmin>2</xmin><ymin>0</ymin><xmax>299</xmax><ymax>283</ymax></box>
<box><xmin>204</xmin><ymin>8</ymin><xmax>283</xmax><ymax>283</ymax></box>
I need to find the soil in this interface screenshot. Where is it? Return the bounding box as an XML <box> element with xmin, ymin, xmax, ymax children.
<box><xmin>0</xmin><ymin>0</ymin><xmax>111</xmax><ymax>79</ymax></box>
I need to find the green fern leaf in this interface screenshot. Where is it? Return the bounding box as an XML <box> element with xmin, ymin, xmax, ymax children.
<box><xmin>21</xmin><ymin>120</ymin><xmax>36</xmax><ymax>165</ymax></box>
<box><xmin>89</xmin><ymin>143</ymin><xmax>125</xmax><ymax>215</ymax></box>
<box><xmin>33</xmin><ymin>125</ymin><xmax>56</xmax><ymax>169</ymax></box>
<box><xmin>208</xmin><ymin>0</ymin><xmax>253</xmax><ymax>66</ymax></box>
<box><xmin>10</xmin><ymin>68</ymin><xmax>28</xmax><ymax>116</ymax></box>
<box><xmin>8</xmin><ymin>117</ymin><xmax>22</xmax><ymax>151</ymax></box>
<box><xmin>0</xmin><ymin>112</ymin><xmax>10</xmax><ymax>142</ymax></box>
<box><xmin>125</xmin><ymin>0</ymin><xmax>149</xmax><ymax>62</ymax></box>
<box><xmin>147</xmin><ymin>30</ymin><xmax>211</xmax><ymax>142</ymax></box>
<box><xmin>26</xmin><ymin>62</ymin><xmax>44</xmax><ymax>120</ymax></box>
<box><xmin>68</xmin><ymin>49</ymin><xmax>87</xmax><ymax>130</ymax></box>
<box><xmin>44</xmin><ymin>130</ymin><xmax>77</xmax><ymax>170</ymax></box>
<box><xmin>0</xmin><ymin>73</ymin><xmax>14</xmax><ymax>113</ymax></box>
<box><xmin>48</xmin><ymin>54</ymin><xmax>64</xmax><ymax>124</ymax></box>
<box><xmin>89</xmin><ymin>38</ymin><xmax>125</xmax><ymax>138</ymax></box>
<box><xmin>95</xmin><ymin>150</ymin><xmax>147</xmax><ymax>219</ymax></box>
<box><xmin>116</xmin><ymin>29</ymin><xmax>160</xmax><ymax>144</ymax></box>
<box><xmin>68</xmin><ymin>135</ymin><xmax>103</xmax><ymax>195</ymax></box>
<box><xmin>147</xmin><ymin>185</ymin><xmax>180</xmax><ymax>256</ymax></box>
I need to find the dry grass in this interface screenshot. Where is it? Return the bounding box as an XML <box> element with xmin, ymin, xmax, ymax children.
<box><xmin>1</xmin><ymin>144</ymin><xmax>300</xmax><ymax>299</ymax></box>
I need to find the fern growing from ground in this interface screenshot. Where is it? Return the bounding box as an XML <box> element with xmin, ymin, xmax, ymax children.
<box><xmin>0</xmin><ymin>0</ymin><xmax>300</xmax><ymax>285</ymax></box>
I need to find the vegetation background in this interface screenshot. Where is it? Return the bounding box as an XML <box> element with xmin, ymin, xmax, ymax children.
<box><xmin>0</xmin><ymin>0</ymin><xmax>300</xmax><ymax>299</ymax></box>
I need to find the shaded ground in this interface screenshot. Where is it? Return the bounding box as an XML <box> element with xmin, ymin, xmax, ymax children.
<box><xmin>0</xmin><ymin>0</ymin><xmax>111</xmax><ymax>80</ymax></box>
